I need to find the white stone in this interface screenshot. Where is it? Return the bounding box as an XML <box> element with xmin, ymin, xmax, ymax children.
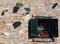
<box><xmin>19</xmin><ymin>30</ymin><xmax>24</xmax><ymax>35</ymax></box>
<box><xmin>4</xmin><ymin>32</ymin><xmax>10</xmax><ymax>36</ymax></box>
<box><xmin>50</xmin><ymin>0</ymin><xmax>57</xmax><ymax>3</ymax></box>
<box><xmin>24</xmin><ymin>14</ymin><xmax>32</xmax><ymax>23</ymax></box>
<box><xmin>48</xmin><ymin>42</ymin><xmax>56</xmax><ymax>44</ymax></box>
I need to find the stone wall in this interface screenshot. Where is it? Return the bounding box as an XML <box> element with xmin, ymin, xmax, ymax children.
<box><xmin>0</xmin><ymin>0</ymin><xmax>60</xmax><ymax>44</ymax></box>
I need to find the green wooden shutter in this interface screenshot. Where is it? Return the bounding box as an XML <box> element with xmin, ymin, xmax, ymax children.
<box><xmin>49</xmin><ymin>19</ymin><xmax>58</xmax><ymax>37</ymax></box>
<box><xmin>28</xmin><ymin>19</ymin><xmax>37</xmax><ymax>38</ymax></box>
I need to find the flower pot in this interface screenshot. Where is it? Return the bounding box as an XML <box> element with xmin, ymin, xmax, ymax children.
<box><xmin>13</xmin><ymin>6</ymin><xmax>19</xmax><ymax>13</ymax></box>
<box><xmin>41</xmin><ymin>33</ymin><xmax>49</xmax><ymax>36</ymax></box>
<box><xmin>13</xmin><ymin>21</ymin><xmax>21</xmax><ymax>29</ymax></box>
<box><xmin>13</xmin><ymin>2</ymin><xmax>23</xmax><ymax>13</ymax></box>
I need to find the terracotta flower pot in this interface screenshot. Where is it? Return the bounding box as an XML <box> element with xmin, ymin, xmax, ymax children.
<box><xmin>41</xmin><ymin>33</ymin><xmax>49</xmax><ymax>36</ymax></box>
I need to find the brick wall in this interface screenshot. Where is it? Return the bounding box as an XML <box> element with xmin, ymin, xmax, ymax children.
<box><xmin>0</xmin><ymin>0</ymin><xmax>60</xmax><ymax>44</ymax></box>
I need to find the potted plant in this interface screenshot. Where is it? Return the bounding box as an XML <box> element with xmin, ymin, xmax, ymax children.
<box><xmin>37</xmin><ymin>25</ymin><xmax>44</xmax><ymax>36</ymax></box>
<box><xmin>41</xmin><ymin>31</ymin><xmax>49</xmax><ymax>36</ymax></box>
<box><xmin>24</xmin><ymin>7</ymin><xmax>31</xmax><ymax>14</ymax></box>
<box><xmin>13</xmin><ymin>2</ymin><xmax>23</xmax><ymax>13</ymax></box>
<box><xmin>13</xmin><ymin>21</ymin><xmax>21</xmax><ymax>29</ymax></box>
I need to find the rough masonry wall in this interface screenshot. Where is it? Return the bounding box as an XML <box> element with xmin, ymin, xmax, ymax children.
<box><xmin>0</xmin><ymin>0</ymin><xmax>60</xmax><ymax>44</ymax></box>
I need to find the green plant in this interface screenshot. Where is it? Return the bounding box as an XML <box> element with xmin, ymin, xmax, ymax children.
<box><xmin>13</xmin><ymin>2</ymin><xmax>23</xmax><ymax>13</ymax></box>
<box><xmin>37</xmin><ymin>25</ymin><xmax>44</xmax><ymax>34</ymax></box>
<box><xmin>16</xmin><ymin>2</ymin><xmax>23</xmax><ymax>8</ymax></box>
